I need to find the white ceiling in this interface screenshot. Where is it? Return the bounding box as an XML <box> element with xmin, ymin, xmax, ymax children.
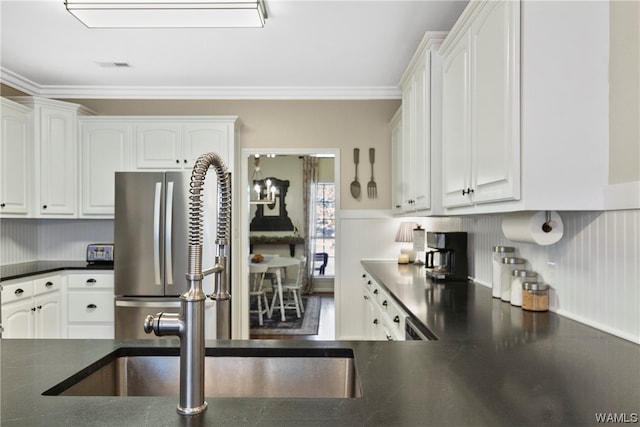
<box><xmin>0</xmin><ymin>0</ymin><xmax>468</xmax><ymax>99</ymax></box>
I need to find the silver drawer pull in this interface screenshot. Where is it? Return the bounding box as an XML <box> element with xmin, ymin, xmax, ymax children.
<box><xmin>86</xmin><ymin>304</ymin><xmax>97</xmax><ymax>310</ymax></box>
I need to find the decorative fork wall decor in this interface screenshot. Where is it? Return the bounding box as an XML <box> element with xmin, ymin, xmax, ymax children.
<box><xmin>367</xmin><ymin>148</ymin><xmax>377</xmax><ymax>199</ymax></box>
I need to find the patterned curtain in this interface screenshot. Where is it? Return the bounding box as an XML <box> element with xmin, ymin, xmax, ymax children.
<box><xmin>301</xmin><ymin>156</ymin><xmax>319</xmax><ymax>294</ymax></box>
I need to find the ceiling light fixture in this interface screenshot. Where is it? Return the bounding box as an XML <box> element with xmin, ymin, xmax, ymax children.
<box><xmin>249</xmin><ymin>155</ymin><xmax>276</xmax><ymax>205</ymax></box>
<box><xmin>65</xmin><ymin>0</ymin><xmax>267</xmax><ymax>29</ymax></box>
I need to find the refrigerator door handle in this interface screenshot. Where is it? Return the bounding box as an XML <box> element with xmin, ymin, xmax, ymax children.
<box><xmin>165</xmin><ymin>181</ymin><xmax>174</xmax><ymax>286</ymax></box>
<box><xmin>153</xmin><ymin>181</ymin><xmax>162</xmax><ymax>285</ymax></box>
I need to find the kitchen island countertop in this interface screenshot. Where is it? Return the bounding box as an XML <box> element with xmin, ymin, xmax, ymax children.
<box><xmin>1</xmin><ymin>261</ymin><xmax>638</xmax><ymax>426</ymax></box>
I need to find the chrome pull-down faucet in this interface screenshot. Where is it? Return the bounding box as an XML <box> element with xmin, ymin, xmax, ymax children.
<box><xmin>144</xmin><ymin>152</ymin><xmax>231</xmax><ymax>415</ymax></box>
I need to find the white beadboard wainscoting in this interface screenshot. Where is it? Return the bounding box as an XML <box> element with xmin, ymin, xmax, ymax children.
<box><xmin>0</xmin><ymin>219</ymin><xmax>38</xmax><ymax>264</ymax></box>
<box><xmin>458</xmin><ymin>210</ymin><xmax>640</xmax><ymax>344</ymax></box>
<box><xmin>0</xmin><ymin>219</ymin><xmax>114</xmax><ymax>265</ymax></box>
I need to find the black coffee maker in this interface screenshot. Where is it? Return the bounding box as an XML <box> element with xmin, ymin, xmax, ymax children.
<box><xmin>425</xmin><ymin>232</ymin><xmax>468</xmax><ymax>281</ymax></box>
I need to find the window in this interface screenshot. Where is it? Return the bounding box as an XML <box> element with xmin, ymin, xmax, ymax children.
<box><xmin>313</xmin><ymin>182</ymin><xmax>335</xmax><ymax>276</ymax></box>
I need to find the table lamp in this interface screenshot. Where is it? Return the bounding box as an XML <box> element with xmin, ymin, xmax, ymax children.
<box><xmin>395</xmin><ymin>222</ymin><xmax>415</xmax><ymax>264</ymax></box>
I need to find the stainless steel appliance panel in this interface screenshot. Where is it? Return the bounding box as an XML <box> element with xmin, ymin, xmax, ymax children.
<box><xmin>164</xmin><ymin>172</ymin><xmax>190</xmax><ymax>294</ymax></box>
<box><xmin>115</xmin><ymin>172</ymin><xmax>191</xmax><ymax>297</ymax></box>
<box><xmin>115</xmin><ymin>172</ymin><xmax>167</xmax><ymax>296</ymax></box>
<box><xmin>115</xmin><ymin>297</ymin><xmax>181</xmax><ymax>339</ymax></box>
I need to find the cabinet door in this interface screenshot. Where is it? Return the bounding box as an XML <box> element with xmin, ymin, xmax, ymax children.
<box><xmin>442</xmin><ymin>29</ymin><xmax>473</xmax><ymax>208</ymax></box>
<box><xmin>34</xmin><ymin>293</ymin><xmax>62</xmax><ymax>338</ymax></box>
<box><xmin>400</xmin><ymin>82</ymin><xmax>415</xmax><ymax>212</ymax></box>
<box><xmin>0</xmin><ymin>100</ymin><xmax>31</xmax><ymax>215</ymax></box>
<box><xmin>2</xmin><ymin>299</ymin><xmax>35</xmax><ymax>338</ymax></box>
<box><xmin>183</xmin><ymin>124</ymin><xmax>230</xmax><ymax>170</ymax></box>
<box><xmin>390</xmin><ymin>110</ymin><xmax>404</xmax><ymax>214</ymax></box>
<box><xmin>471</xmin><ymin>0</ymin><xmax>520</xmax><ymax>204</ymax></box>
<box><xmin>363</xmin><ymin>293</ymin><xmax>377</xmax><ymax>340</ymax></box>
<box><xmin>135</xmin><ymin>123</ymin><xmax>182</xmax><ymax>169</ymax></box>
<box><xmin>412</xmin><ymin>51</ymin><xmax>431</xmax><ymax>212</ymax></box>
<box><xmin>38</xmin><ymin>106</ymin><xmax>77</xmax><ymax>216</ymax></box>
<box><xmin>80</xmin><ymin>121</ymin><xmax>131</xmax><ymax>216</ymax></box>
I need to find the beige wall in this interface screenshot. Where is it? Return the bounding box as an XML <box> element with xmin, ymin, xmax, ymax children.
<box><xmin>59</xmin><ymin>98</ymin><xmax>400</xmax><ymax>210</ymax></box>
<box><xmin>609</xmin><ymin>0</ymin><xmax>640</xmax><ymax>184</ymax></box>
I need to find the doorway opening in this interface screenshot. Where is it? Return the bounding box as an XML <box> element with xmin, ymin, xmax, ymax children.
<box><xmin>236</xmin><ymin>149</ymin><xmax>340</xmax><ymax>340</ymax></box>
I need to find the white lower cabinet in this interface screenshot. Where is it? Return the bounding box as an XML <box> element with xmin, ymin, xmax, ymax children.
<box><xmin>1</xmin><ymin>274</ymin><xmax>63</xmax><ymax>338</ymax></box>
<box><xmin>361</xmin><ymin>273</ymin><xmax>405</xmax><ymax>341</ymax></box>
<box><xmin>66</xmin><ymin>271</ymin><xmax>114</xmax><ymax>339</ymax></box>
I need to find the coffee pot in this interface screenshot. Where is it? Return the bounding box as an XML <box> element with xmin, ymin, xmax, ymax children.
<box><xmin>424</xmin><ymin>232</ymin><xmax>468</xmax><ymax>281</ymax></box>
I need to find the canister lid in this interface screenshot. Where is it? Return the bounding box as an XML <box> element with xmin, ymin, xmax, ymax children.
<box><xmin>512</xmin><ymin>269</ymin><xmax>537</xmax><ymax>278</ymax></box>
<box><xmin>493</xmin><ymin>246</ymin><xmax>515</xmax><ymax>253</ymax></box>
<box><xmin>522</xmin><ymin>282</ymin><xmax>549</xmax><ymax>291</ymax></box>
<box><xmin>502</xmin><ymin>257</ymin><xmax>526</xmax><ymax>264</ymax></box>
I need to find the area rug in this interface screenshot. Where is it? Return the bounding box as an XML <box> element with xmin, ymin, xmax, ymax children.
<box><xmin>250</xmin><ymin>296</ymin><xmax>321</xmax><ymax>336</ymax></box>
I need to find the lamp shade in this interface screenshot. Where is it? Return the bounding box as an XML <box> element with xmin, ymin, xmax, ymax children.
<box><xmin>395</xmin><ymin>222</ymin><xmax>415</xmax><ymax>243</ymax></box>
<box><xmin>65</xmin><ymin>0</ymin><xmax>267</xmax><ymax>28</ymax></box>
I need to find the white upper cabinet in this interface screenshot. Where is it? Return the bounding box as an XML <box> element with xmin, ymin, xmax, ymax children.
<box><xmin>79</xmin><ymin>120</ymin><xmax>132</xmax><ymax>217</ymax></box>
<box><xmin>442</xmin><ymin>0</ymin><xmax>519</xmax><ymax>209</ymax></box>
<box><xmin>183</xmin><ymin>124</ymin><xmax>230</xmax><ymax>168</ymax></box>
<box><xmin>38</xmin><ymin>104</ymin><xmax>80</xmax><ymax>216</ymax></box>
<box><xmin>135</xmin><ymin>123</ymin><xmax>183</xmax><ymax>169</ymax></box>
<box><xmin>78</xmin><ymin>116</ymin><xmax>237</xmax><ymax>217</ymax></box>
<box><xmin>9</xmin><ymin>96</ymin><xmax>93</xmax><ymax>218</ymax></box>
<box><xmin>393</xmin><ymin>31</ymin><xmax>447</xmax><ymax>215</ymax></box>
<box><xmin>440</xmin><ymin>0</ymin><xmax>609</xmax><ymax>213</ymax></box>
<box><xmin>135</xmin><ymin>119</ymin><xmax>235</xmax><ymax>172</ymax></box>
<box><xmin>442</xmin><ymin>28</ymin><xmax>472</xmax><ymax>208</ymax></box>
<box><xmin>390</xmin><ymin>108</ymin><xmax>404</xmax><ymax>215</ymax></box>
<box><xmin>0</xmin><ymin>98</ymin><xmax>32</xmax><ymax>216</ymax></box>
<box><xmin>470</xmin><ymin>0</ymin><xmax>520</xmax><ymax>205</ymax></box>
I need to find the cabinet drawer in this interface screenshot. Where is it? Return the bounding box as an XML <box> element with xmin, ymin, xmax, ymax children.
<box><xmin>68</xmin><ymin>292</ymin><xmax>114</xmax><ymax>322</ymax></box>
<box><xmin>67</xmin><ymin>272</ymin><xmax>114</xmax><ymax>289</ymax></box>
<box><xmin>2</xmin><ymin>281</ymin><xmax>34</xmax><ymax>303</ymax></box>
<box><xmin>34</xmin><ymin>275</ymin><xmax>62</xmax><ymax>295</ymax></box>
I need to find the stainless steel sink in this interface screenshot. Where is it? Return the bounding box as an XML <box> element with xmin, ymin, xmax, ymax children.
<box><xmin>43</xmin><ymin>347</ymin><xmax>362</xmax><ymax>398</ymax></box>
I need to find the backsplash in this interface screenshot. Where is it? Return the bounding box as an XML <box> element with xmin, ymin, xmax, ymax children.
<box><xmin>0</xmin><ymin>219</ymin><xmax>38</xmax><ymax>264</ymax></box>
<box><xmin>456</xmin><ymin>210</ymin><xmax>639</xmax><ymax>344</ymax></box>
<box><xmin>1</xmin><ymin>219</ymin><xmax>114</xmax><ymax>264</ymax></box>
<box><xmin>3</xmin><ymin>210</ymin><xmax>639</xmax><ymax>343</ymax></box>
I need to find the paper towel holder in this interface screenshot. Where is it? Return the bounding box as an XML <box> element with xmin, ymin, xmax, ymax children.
<box><xmin>542</xmin><ymin>211</ymin><xmax>554</xmax><ymax>233</ymax></box>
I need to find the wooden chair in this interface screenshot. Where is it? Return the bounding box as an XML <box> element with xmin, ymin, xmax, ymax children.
<box><xmin>249</xmin><ymin>263</ymin><xmax>270</xmax><ymax>325</ymax></box>
<box><xmin>314</xmin><ymin>252</ymin><xmax>328</xmax><ymax>275</ymax></box>
<box><xmin>274</xmin><ymin>256</ymin><xmax>307</xmax><ymax>318</ymax></box>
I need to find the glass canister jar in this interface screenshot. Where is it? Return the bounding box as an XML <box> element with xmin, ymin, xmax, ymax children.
<box><xmin>510</xmin><ymin>270</ymin><xmax>537</xmax><ymax>307</ymax></box>
<box><xmin>522</xmin><ymin>282</ymin><xmax>550</xmax><ymax>311</ymax></box>
<box><xmin>501</xmin><ymin>257</ymin><xmax>526</xmax><ymax>302</ymax></box>
<box><xmin>492</xmin><ymin>246</ymin><xmax>515</xmax><ymax>298</ymax></box>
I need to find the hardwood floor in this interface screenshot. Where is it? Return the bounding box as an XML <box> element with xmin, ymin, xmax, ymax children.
<box><xmin>249</xmin><ymin>293</ymin><xmax>335</xmax><ymax>340</ymax></box>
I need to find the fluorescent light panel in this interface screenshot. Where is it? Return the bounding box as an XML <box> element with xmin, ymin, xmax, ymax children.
<box><xmin>65</xmin><ymin>1</ymin><xmax>267</xmax><ymax>28</ymax></box>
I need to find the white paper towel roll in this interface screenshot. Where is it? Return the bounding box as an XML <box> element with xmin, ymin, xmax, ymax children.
<box><xmin>501</xmin><ymin>211</ymin><xmax>564</xmax><ymax>245</ymax></box>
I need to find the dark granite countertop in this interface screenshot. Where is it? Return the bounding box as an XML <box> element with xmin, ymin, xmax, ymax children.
<box><xmin>1</xmin><ymin>261</ymin><xmax>638</xmax><ymax>426</ymax></box>
<box><xmin>0</xmin><ymin>261</ymin><xmax>113</xmax><ymax>281</ymax></box>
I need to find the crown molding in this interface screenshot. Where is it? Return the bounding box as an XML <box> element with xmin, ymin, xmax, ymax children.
<box><xmin>1</xmin><ymin>67</ymin><xmax>401</xmax><ymax>100</ymax></box>
<box><xmin>0</xmin><ymin>68</ymin><xmax>41</xmax><ymax>95</ymax></box>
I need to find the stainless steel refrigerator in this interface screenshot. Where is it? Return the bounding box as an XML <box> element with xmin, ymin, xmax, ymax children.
<box><xmin>114</xmin><ymin>171</ymin><xmax>217</xmax><ymax>339</ymax></box>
